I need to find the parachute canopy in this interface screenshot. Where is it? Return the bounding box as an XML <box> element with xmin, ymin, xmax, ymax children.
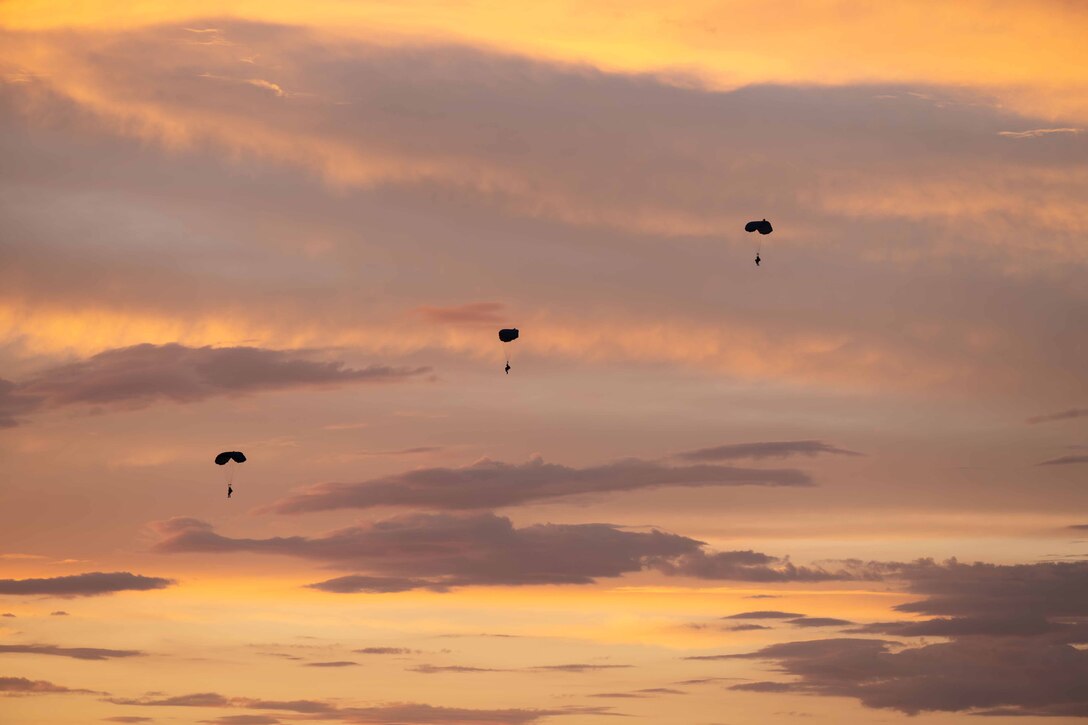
<box><xmin>498</xmin><ymin>328</ymin><xmax>519</xmax><ymax>343</ymax></box>
<box><xmin>745</xmin><ymin>219</ymin><xmax>773</xmax><ymax>235</ymax></box>
<box><xmin>214</xmin><ymin>451</ymin><xmax>247</xmax><ymax>466</ymax></box>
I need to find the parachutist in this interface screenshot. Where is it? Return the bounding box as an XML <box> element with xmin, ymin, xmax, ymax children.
<box><xmin>755</xmin><ymin>253</ymin><xmax>761</xmax><ymax>266</ymax></box>
<box><xmin>227</xmin><ymin>485</ymin><xmax>233</xmax><ymax>499</ymax></box>
<box><xmin>505</xmin><ymin>362</ymin><xmax>511</xmax><ymax>374</ymax></box>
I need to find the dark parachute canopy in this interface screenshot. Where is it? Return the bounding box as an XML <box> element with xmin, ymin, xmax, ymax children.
<box><xmin>745</xmin><ymin>219</ymin><xmax>773</xmax><ymax>235</ymax></box>
<box><xmin>214</xmin><ymin>451</ymin><xmax>247</xmax><ymax>465</ymax></box>
<box><xmin>498</xmin><ymin>328</ymin><xmax>519</xmax><ymax>343</ymax></box>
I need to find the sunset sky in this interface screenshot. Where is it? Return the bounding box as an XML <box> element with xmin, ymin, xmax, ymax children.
<box><xmin>2</xmin><ymin>1</ymin><xmax>1087</xmax><ymax>723</ymax></box>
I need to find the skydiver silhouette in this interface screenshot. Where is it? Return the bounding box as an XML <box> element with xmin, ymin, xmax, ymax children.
<box><xmin>505</xmin><ymin>362</ymin><xmax>511</xmax><ymax>374</ymax></box>
<box><xmin>227</xmin><ymin>484</ymin><xmax>233</xmax><ymax>499</ymax></box>
<box><xmin>755</xmin><ymin>253</ymin><xmax>761</xmax><ymax>266</ymax></box>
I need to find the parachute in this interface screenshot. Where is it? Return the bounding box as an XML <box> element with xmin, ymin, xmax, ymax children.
<box><xmin>745</xmin><ymin>219</ymin><xmax>773</xmax><ymax>235</ymax></box>
<box><xmin>498</xmin><ymin>328</ymin><xmax>519</xmax><ymax>373</ymax></box>
<box><xmin>214</xmin><ymin>451</ymin><xmax>246</xmax><ymax>497</ymax></box>
<box><xmin>214</xmin><ymin>451</ymin><xmax>247</xmax><ymax>465</ymax></box>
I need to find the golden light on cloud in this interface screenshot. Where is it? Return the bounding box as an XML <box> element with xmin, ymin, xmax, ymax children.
<box><xmin>4</xmin><ymin>0</ymin><xmax>1088</xmax><ymax>120</ymax></box>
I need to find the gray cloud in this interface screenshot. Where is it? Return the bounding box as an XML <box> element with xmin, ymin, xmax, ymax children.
<box><xmin>1039</xmin><ymin>454</ymin><xmax>1088</xmax><ymax>466</ymax></box>
<box><xmin>267</xmin><ymin>456</ymin><xmax>811</xmax><ymax>513</ymax></box>
<box><xmin>1027</xmin><ymin>408</ymin><xmax>1088</xmax><ymax>424</ymax></box>
<box><xmin>353</xmin><ymin>647</ymin><xmax>415</xmax><ymax>655</ymax></box>
<box><xmin>0</xmin><ymin>644</ymin><xmax>143</xmax><ymax>660</ymax></box>
<box><xmin>786</xmin><ymin>617</ymin><xmax>854</xmax><ymax>628</ymax></box>
<box><xmin>200</xmin><ymin>717</ymin><xmax>280</xmax><ymax>725</ymax></box>
<box><xmin>153</xmin><ymin>513</ymin><xmax>848</xmax><ymax>591</ymax></box>
<box><xmin>727</xmin><ymin>624</ymin><xmax>771</xmax><ymax>632</ymax></box>
<box><xmin>676</xmin><ymin>440</ymin><xmax>861</xmax><ymax>462</ymax></box>
<box><xmin>109</xmin><ymin>689</ymin><xmax>608</xmax><ymax>723</ymax></box>
<box><xmin>656</xmin><ymin>551</ymin><xmax>852</xmax><ymax>582</ymax></box>
<box><xmin>103</xmin><ymin>718</ymin><xmax>154</xmax><ymax>723</ymax></box>
<box><xmin>729</xmin><ymin>681</ymin><xmax>799</xmax><ymax>693</ymax></box>
<box><xmin>712</xmin><ymin>559</ymin><xmax>1088</xmax><ymax>716</ymax></box>
<box><xmin>0</xmin><ymin>676</ymin><xmax>94</xmax><ymax>694</ymax></box>
<box><xmin>303</xmin><ymin>661</ymin><xmax>357</xmax><ymax>668</ymax></box>
<box><xmin>0</xmin><ymin>344</ymin><xmax>428</xmax><ymax>427</ymax></box>
<box><xmin>0</xmin><ymin>572</ymin><xmax>174</xmax><ymax>597</ymax></box>
<box><xmin>729</xmin><ymin>637</ymin><xmax>1088</xmax><ymax>716</ymax></box>
<box><xmin>722</xmin><ymin>611</ymin><xmax>805</xmax><ymax>620</ymax></box>
<box><xmin>307</xmin><ymin>576</ymin><xmax>449</xmax><ymax>594</ymax></box>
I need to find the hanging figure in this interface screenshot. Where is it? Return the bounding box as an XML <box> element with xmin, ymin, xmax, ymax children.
<box><xmin>505</xmin><ymin>361</ymin><xmax>511</xmax><ymax>374</ymax></box>
<box><xmin>227</xmin><ymin>484</ymin><xmax>233</xmax><ymax>499</ymax></box>
<box><xmin>755</xmin><ymin>253</ymin><xmax>761</xmax><ymax>266</ymax></box>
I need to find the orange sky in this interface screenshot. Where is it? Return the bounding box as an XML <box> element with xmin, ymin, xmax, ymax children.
<box><xmin>1</xmin><ymin>2</ymin><xmax>1087</xmax><ymax>723</ymax></box>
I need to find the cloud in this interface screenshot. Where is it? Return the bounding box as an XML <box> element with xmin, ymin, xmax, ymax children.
<box><xmin>722</xmin><ymin>611</ymin><xmax>805</xmax><ymax>620</ymax></box>
<box><xmin>729</xmin><ymin>637</ymin><xmax>1088</xmax><ymax>716</ymax></box>
<box><xmin>786</xmin><ymin>617</ymin><xmax>854</xmax><ymax>628</ymax></box>
<box><xmin>267</xmin><ymin>456</ymin><xmax>812</xmax><ymax>513</ymax></box>
<box><xmin>201</xmin><ymin>717</ymin><xmax>281</xmax><ymax>725</ymax></box>
<box><xmin>676</xmin><ymin>440</ymin><xmax>861</xmax><ymax>462</ymax></box>
<box><xmin>415</xmin><ymin>302</ymin><xmax>507</xmax><ymax>325</ymax></box>
<box><xmin>303</xmin><ymin>661</ymin><xmax>357</xmax><ymax>667</ymax></box>
<box><xmin>1038</xmin><ymin>455</ymin><xmax>1088</xmax><ymax>466</ymax></box>
<box><xmin>50</xmin><ymin>611</ymin><xmax>69</xmax><ymax>616</ymax></box>
<box><xmin>0</xmin><ymin>676</ymin><xmax>94</xmax><ymax>694</ymax></box>
<box><xmin>103</xmin><ymin>718</ymin><xmax>154</xmax><ymax>723</ymax></box>
<box><xmin>306</xmin><ymin>576</ymin><xmax>449</xmax><ymax>594</ymax></box>
<box><xmin>0</xmin><ymin>644</ymin><xmax>143</xmax><ymax>660</ymax></box>
<box><xmin>729</xmin><ymin>681</ymin><xmax>799</xmax><ymax>693</ymax></box>
<box><xmin>727</xmin><ymin>624</ymin><xmax>771</xmax><ymax>632</ymax></box>
<box><xmin>353</xmin><ymin>647</ymin><xmax>414</xmax><ymax>655</ymax></box>
<box><xmin>410</xmin><ymin>664</ymin><xmax>503</xmax><ymax>674</ymax></box>
<box><xmin>1026</xmin><ymin>408</ymin><xmax>1088</xmax><ymax>424</ymax></box>
<box><xmin>655</xmin><ymin>551</ymin><xmax>853</xmax><ymax>582</ymax></box>
<box><xmin>0</xmin><ymin>572</ymin><xmax>174</xmax><ymax>597</ymax></box>
<box><xmin>998</xmin><ymin>128</ymin><xmax>1083</xmax><ymax>138</ymax></box>
<box><xmin>108</xmin><ymin>689</ymin><xmax>606</xmax><ymax>723</ymax></box>
<box><xmin>717</xmin><ymin>559</ymin><xmax>1088</xmax><ymax>716</ymax></box>
<box><xmin>0</xmin><ymin>344</ymin><xmax>429</xmax><ymax>427</ymax></box>
<box><xmin>153</xmin><ymin>513</ymin><xmax>844</xmax><ymax>591</ymax></box>
<box><xmin>109</xmin><ymin>693</ymin><xmax>232</xmax><ymax>707</ymax></box>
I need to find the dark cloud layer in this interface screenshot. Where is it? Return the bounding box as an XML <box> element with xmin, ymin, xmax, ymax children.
<box><xmin>268</xmin><ymin>456</ymin><xmax>811</xmax><ymax>513</ymax></box>
<box><xmin>676</xmin><ymin>440</ymin><xmax>861</xmax><ymax>462</ymax></box>
<box><xmin>153</xmin><ymin>513</ymin><xmax>851</xmax><ymax>591</ymax></box>
<box><xmin>714</xmin><ymin>559</ymin><xmax>1088</xmax><ymax>716</ymax></box>
<box><xmin>0</xmin><ymin>572</ymin><xmax>173</xmax><ymax>597</ymax></box>
<box><xmin>0</xmin><ymin>643</ymin><xmax>143</xmax><ymax>660</ymax></box>
<box><xmin>0</xmin><ymin>344</ymin><xmax>428</xmax><ymax>427</ymax></box>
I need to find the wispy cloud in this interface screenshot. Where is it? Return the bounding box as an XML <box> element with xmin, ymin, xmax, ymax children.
<box><xmin>0</xmin><ymin>644</ymin><xmax>143</xmax><ymax>660</ymax></box>
<box><xmin>1026</xmin><ymin>408</ymin><xmax>1088</xmax><ymax>424</ymax></box>
<box><xmin>0</xmin><ymin>344</ymin><xmax>429</xmax><ymax>427</ymax></box>
<box><xmin>998</xmin><ymin>128</ymin><xmax>1082</xmax><ymax>138</ymax></box>
<box><xmin>675</xmin><ymin>440</ymin><xmax>861</xmax><ymax>462</ymax></box>
<box><xmin>267</xmin><ymin>455</ymin><xmax>811</xmax><ymax>513</ymax></box>
<box><xmin>0</xmin><ymin>572</ymin><xmax>173</xmax><ymax>597</ymax></box>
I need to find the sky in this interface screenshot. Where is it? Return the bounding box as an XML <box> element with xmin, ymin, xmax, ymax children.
<box><xmin>1</xmin><ymin>1</ymin><xmax>1087</xmax><ymax>723</ymax></box>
